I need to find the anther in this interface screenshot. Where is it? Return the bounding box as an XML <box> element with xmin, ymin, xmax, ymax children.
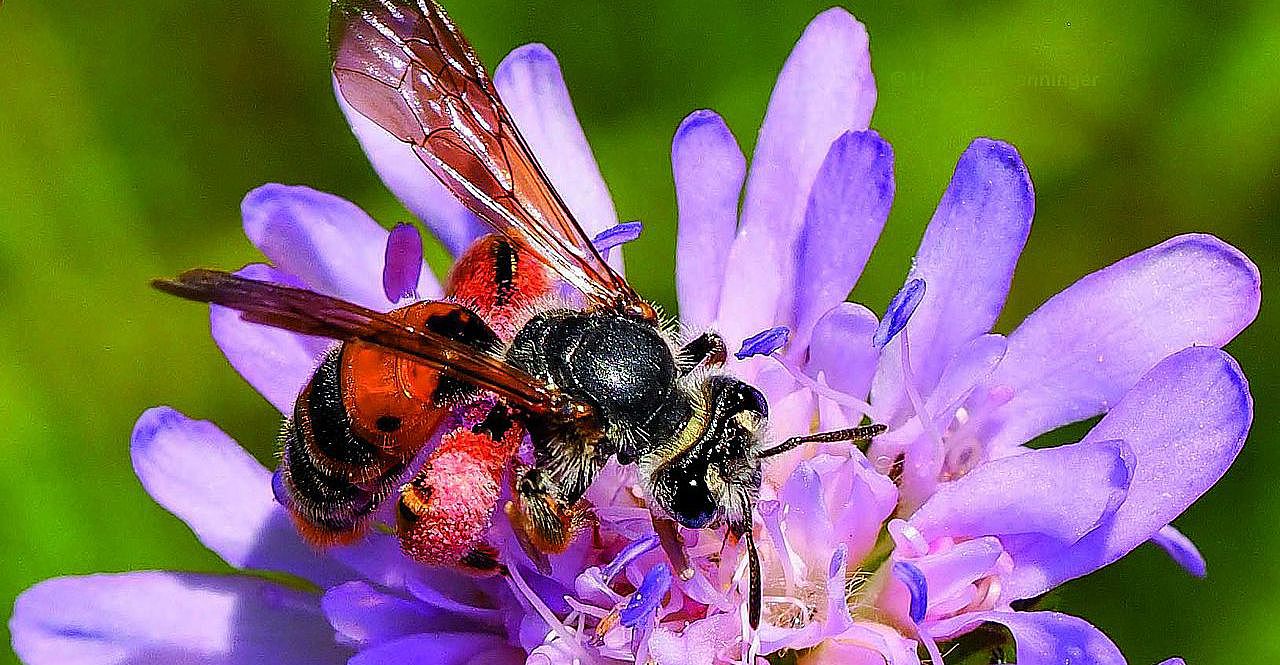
<box><xmin>382</xmin><ymin>223</ymin><xmax>423</xmax><ymax>304</ymax></box>
<box><xmin>873</xmin><ymin>278</ymin><xmax>925</xmax><ymax>349</ymax></box>
<box><xmin>735</xmin><ymin>326</ymin><xmax>791</xmax><ymax>360</ymax></box>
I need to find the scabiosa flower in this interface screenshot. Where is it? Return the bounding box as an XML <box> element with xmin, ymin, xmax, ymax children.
<box><xmin>9</xmin><ymin>7</ymin><xmax>1259</xmax><ymax>665</ymax></box>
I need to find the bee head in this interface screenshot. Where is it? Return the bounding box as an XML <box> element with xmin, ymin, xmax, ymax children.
<box><xmin>650</xmin><ymin>376</ymin><xmax>768</xmax><ymax>530</ymax></box>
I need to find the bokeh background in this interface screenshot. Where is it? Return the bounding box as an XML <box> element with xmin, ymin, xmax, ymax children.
<box><xmin>1</xmin><ymin>1</ymin><xmax>1276</xmax><ymax>662</ymax></box>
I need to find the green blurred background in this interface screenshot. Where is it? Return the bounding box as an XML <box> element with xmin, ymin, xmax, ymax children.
<box><xmin>1</xmin><ymin>1</ymin><xmax>1275</xmax><ymax>662</ymax></box>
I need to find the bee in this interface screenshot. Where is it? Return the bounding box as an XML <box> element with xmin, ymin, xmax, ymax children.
<box><xmin>154</xmin><ymin>0</ymin><xmax>885</xmax><ymax>628</ymax></box>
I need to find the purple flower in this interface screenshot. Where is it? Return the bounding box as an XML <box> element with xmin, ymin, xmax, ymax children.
<box><xmin>10</xmin><ymin>6</ymin><xmax>1259</xmax><ymax>665</ymax></box>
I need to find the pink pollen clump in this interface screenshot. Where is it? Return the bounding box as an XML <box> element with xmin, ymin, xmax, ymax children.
<box><xmin>397</xmin><ymin>427</ymin><xmax>520</xmax><ymax>569</ymax></box>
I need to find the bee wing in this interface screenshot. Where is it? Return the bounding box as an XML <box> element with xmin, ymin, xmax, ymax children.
<box><xmin>153</xmin><ymin>269</ymin><xmax>592</xmax><ymax>420</ymax></box>
<box><xmin>330</xmin><ymin>0</ymin><xmax>646</xmax><ymax>315</ymax></box>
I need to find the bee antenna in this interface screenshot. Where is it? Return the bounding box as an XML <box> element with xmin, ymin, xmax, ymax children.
<box><xmin>758</xmin><ymin>423</ymin><xmax>887</xmax><ymax>459</ymax></box>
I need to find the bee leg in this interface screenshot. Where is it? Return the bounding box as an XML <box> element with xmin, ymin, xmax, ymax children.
<box><xmin>676</xmin><ymin>331</ymin><xmax>727</xmax><ymax>374</ymax></box>
<box><xmin>744</xmin><ymin>529</ymin><xmax>762</xmax><ymax>629</ymax></box>
<box><xmin>505</xmin><ymin>466</ymin><xmax>590</xmax><ymax>574</ymax></box>
<box><xmin>651</xmin><ymin>514</ymin><xmax>694</xmax><ymax>581</ymax></box>
<box><xmin>458</xmin><ymin>544</ymin><xmax>508</xmax><ymax>577</ymax></box>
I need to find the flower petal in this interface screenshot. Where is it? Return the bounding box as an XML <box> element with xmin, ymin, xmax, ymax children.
<box><xmin>347</xmin><ymin>633</ymin><xmax>517</xmax><ymax>665</ymax></box>
<box><xmin>131</xmin><ymin>406</ymin><xmax>349</xmax><ymax>586</ymax></box>
<box><xmin>322</xmin><ymin>581</ymin><xmax>489</xmax><ymax>648</ymax></box>
<box><xmin>11</xmin><ymin>571</ymin><xmax>349</xmax><ymax>665</ymax></box>
<box><xmin>717</xmin><ymin>7</ymin><xmax>876</xmax><ymax>350</ymax></box>
<box><xmin>802</xmin><ymin>622</ymin><xmax>921</xmax><ymax>665</ymax></box>
<box><xmin>210</xmin><ymin>264</ymin><xmax>330</xmax><ymax>414</ymax></box>
<box><xmin>1005</xmin><ymin>346</ymin><xmax>1251</xmax><ymax>599</ymax></box>
<box><xmin>335</xmin><ymin>76</ymin><xmax>485</xmax><ymax>256</ymax></box>
<box><xmin>873</xmin><ymin>139</ymin><xmax>1034</xmax><ymax>422</ymax></box>
<box><xmin>1149</xmin><ymin>524</ymin><xmax>1207</xmax><ymax>578</ymax></box>
<box><xmin>242</xmin><ymin>183</ymin><xmax>442</xmax><ymax>310</ymax></box>
<box><xmin>807</xmin><ymin>303</ymin><xmax>880</xmax><ymax>428</ymax></box>
<box><xmin>976</xmin><ymin>233</ymin><xmax>1260</xmax><ymax>453</ymax></box>
<box><xmin>494</xmin><ymin>44</ymin><xmax>620</xmax><ymax>261</ymax></box>
<box><xmin>793</xmin><ymin>130</ymin><xmax>894</xmax><ymax>351</ymax></box>
<box><xmin>781</xmin><ymin>461</ymin><xmax>836</xmax><ymax>572</ymax></box>
<box><xmin>936</xmin><ymin>611</ymin><xmax>1126</xmax><ymax>665</ymax></box>
<box><xmin>909</xmin><ymin>439</ymin><xmax>1133</xmax><ymax>545</ymax></box>
<box><xmin>673</xmin><ymin>110</ymin><xmax>745</xmax><ymax>330</ymax></box>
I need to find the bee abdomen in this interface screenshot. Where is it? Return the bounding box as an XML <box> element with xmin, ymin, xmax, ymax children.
<box><xmin>278</xmin><ymin>348</ymin><xmax>402</xmax><ymax>542</ymax></box>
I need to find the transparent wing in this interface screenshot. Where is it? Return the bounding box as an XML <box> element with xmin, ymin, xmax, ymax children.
<box><xmin>153</xmin><ymin>269</ymin><xmax>595</xmax><ymax>420</ymax></box>
<box><xmin>330</xmin><ymin>0</ymin><xmax>649</xmax><ymax>316</ymax></box>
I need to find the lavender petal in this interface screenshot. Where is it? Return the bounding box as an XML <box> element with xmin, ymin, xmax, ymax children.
<box><xmin>806</xmin><ymin>303</ymin><xmax>880</xmax><ymax>429</ymax></box>
<box><xmin>1005</xmin><ymin>347</ymin><xmax>1250</xmax><ymax>599</ymax></box>
<box><xmin>131</xmin><ymin>407</ymin><xmax>348</xmax><ymax>587</ymax></box>
<box><xmin>1149</xmin><ymin>524</ymin><xmax>1207</xmax><ymax>578</ymax></box>
<box><xmin>716</xmin><ymin>7</ymin><xmax>876</xmax><ymax>352</ymax></box>
<box><xmin>793</xmin><ymin>130</ymin><xmax>894</xmax><ymax>352</ymax></box>
<box><xmin>872</xmin><ymin>139</ymin><xmax>1033</xmax><ymax>420</ymax></box>
<box><xmin>909</xmin><ymin>439</ymin><xmax>1133</xmax><ymax>545</ymax></box>
<box><xmin>241</xmin><ymin>184</ymin><xmax>441</xmax><ymax>310</ymax></box>
<box><xmin>348</xmin><ymin>633</ymin><xmax>519</xmax><ymax>665</ymax></box>
<box><xmin>322</xmin><ymin>581</ymin><xmax>487</xmax><ymax>648</ymax></box>
<box><xmin>941</xmin><ymin>611</ymin><xmax>1127</xmax><ymax>665</ymax></box>
<box><xmin>334</xmin><ymin>77</ymin><xmax>485</xmax><ymax>256</ymax></box>
<box><xmin>495</xmin><ymin>44</ymin><xmax>622</xmax><ymax>269</ymax></box>
<box><xmin>673</xmin><ymin>110</ymin><xmax>746</xmax><ymax>330</ymax></box>
<box><xmin>210</xmin><ymin>264</ymin><xmax>330</xmax><ymax>414</ymax></box>
<box><xmin>974</xmin><ymin>233</ymin><xmax>1261</xmax><ymax>454</ymax></box>
<box><xmin>11</xmin><ymin>571</ymin><xmax>349</xmax><ymax>665</ymax></box>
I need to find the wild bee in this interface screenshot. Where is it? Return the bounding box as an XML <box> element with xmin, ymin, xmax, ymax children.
<box><xmin>154</xmin><ymin>0</ymin><xmax>885</xmax><ymax>627</ymax></box>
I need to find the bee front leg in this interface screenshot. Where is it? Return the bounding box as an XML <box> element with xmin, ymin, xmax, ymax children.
<box><xmin>651</xmin><ymin>514</ymin><xmax>694</xmax><ymax>581</ymax></box>
<box><xmin>676</xmin><ymin>331</ymin><xmax>727</xmax><ymax>374</ymax></box>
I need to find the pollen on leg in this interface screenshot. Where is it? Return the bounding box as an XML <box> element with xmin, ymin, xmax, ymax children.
<box><xmin>396</xmin><ymin>427</ymin><xmax>516</xmax><ymax>567</ymax></box>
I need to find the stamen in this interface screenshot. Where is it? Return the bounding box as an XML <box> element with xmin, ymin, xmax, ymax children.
<box><xmin>270</xmin><ymin>467</ymin><xmax>290</xmax><ymax>508</ymax></box>
<box><xmin>735</xmin><ymin>326</ymin><xmax>791</xmax><ymax>360</ymax></box>
<box><xmin>1151</xmin><ymin>525</ymin><xmax>1207</xmax><ymax>578</ymax></box>
<box><xmin>891</xmin><ymin>561</ymin><xmax>928</xmax><ymax>624</ymax></box>
<box><xmin>828</xmin><ymin>544</ymin><xmax>848</xmax><ymax>580</ymax></box>
<box><xmin>602</xmin><ymin>533</ymin><xmax>661</xmax><ymax>583</ymax></box>
<box><xmin>768</xmin><ymin>357</ymin><xmax>880</xmax><ymax>421</ymax></box>
<box><xmin>592</xmin><ymin>221</ymin><xmax>644</xmax><ymax>259</ymax></box>
<box><xmin>898</xmin><ymin>327</ymin><xmax>947</xmax><ymax>464</ymax></box>
<box><xmin>382</xmin><ymin>222</ymin><xmax>423</xmax><ymax>303</ymax></box>
<box><xmin>504</xmin><ymin>563</ymin><xmax>589</xmax><ymax>662</ymax></box>
<box><xmin>619</xmin><ymin>563</ymin><xmax>672</xmax><ymax>627</ymax></box>
<box><xmin>873</xmin><ymin>278</ymin><xmax>925</xmax><ymax>349</ymax></box>
<box><xmin>888</xmin><ymin>519</ymin><xmax>929</xmax><ymax>558</ymax></box>
<box><xmin>758</xmin><ymin>500</ymin><xmax>797</xmax><ymax>597</ymax></box>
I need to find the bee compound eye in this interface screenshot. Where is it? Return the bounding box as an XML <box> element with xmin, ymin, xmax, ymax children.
<box><xmin>664</xmin><ymin>465</ymin><xmax>717</xmax><ymax>529</ymax></box>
